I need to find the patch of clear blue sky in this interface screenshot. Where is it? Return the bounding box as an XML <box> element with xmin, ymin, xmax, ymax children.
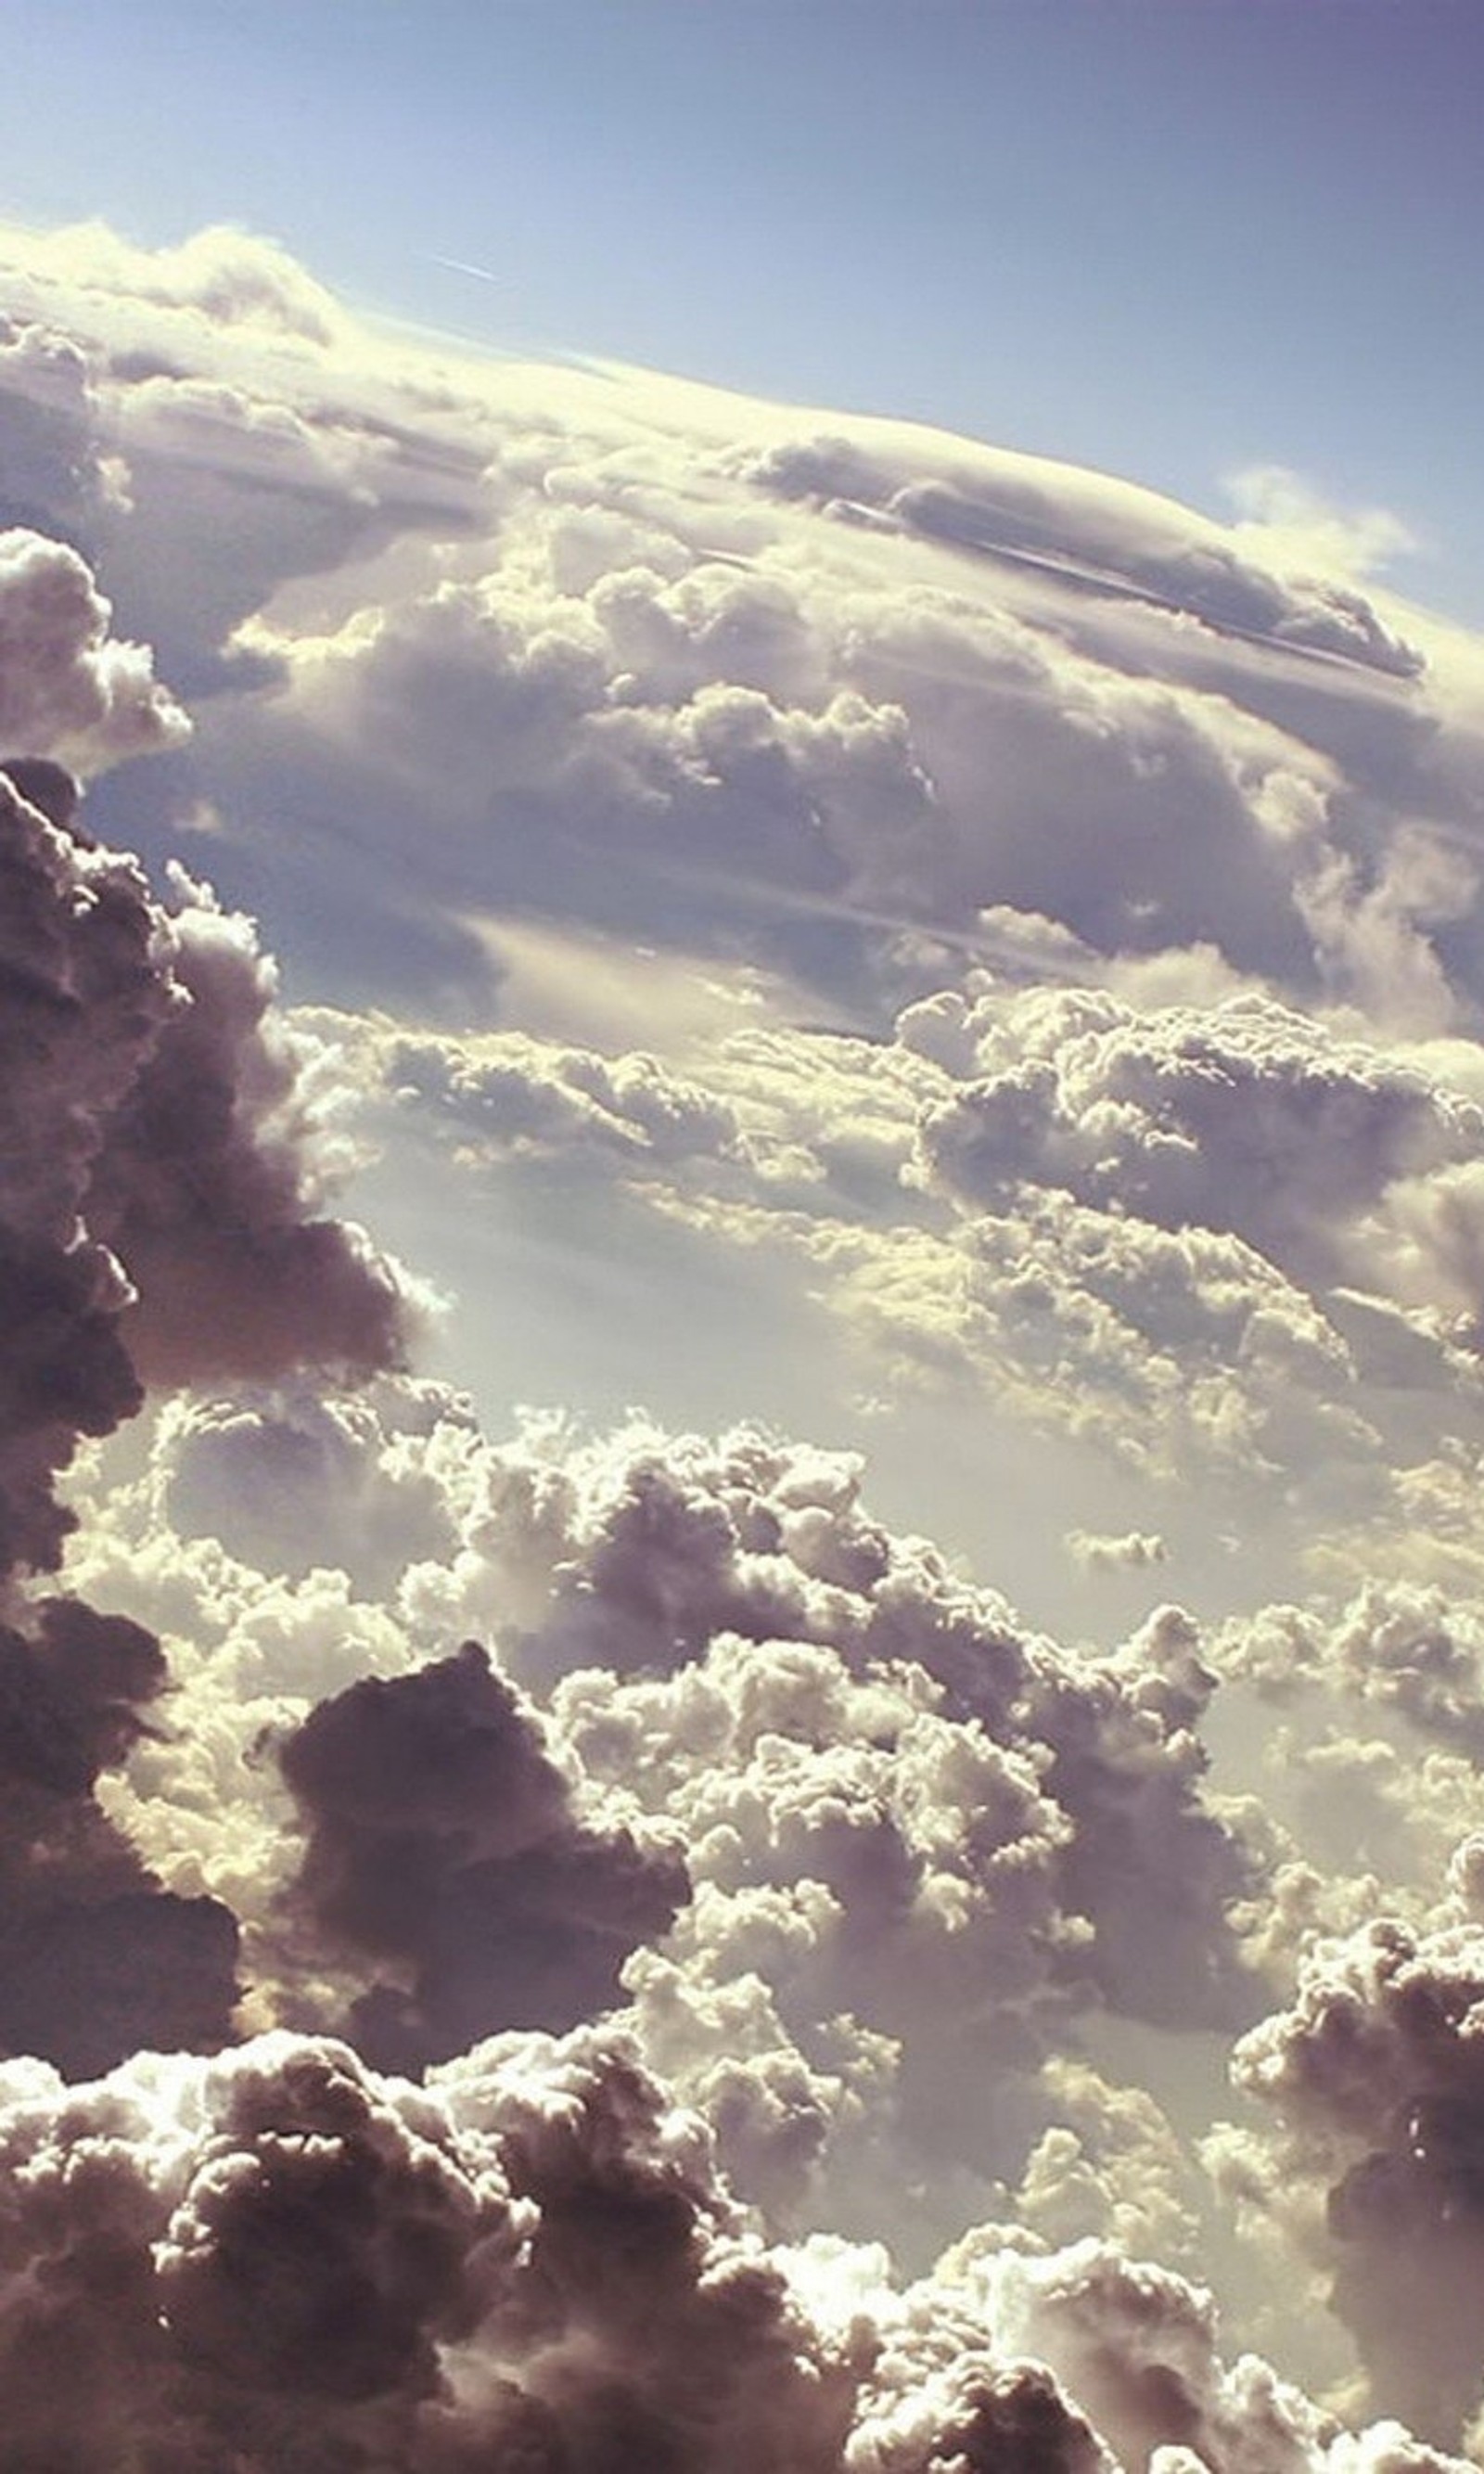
<box><xmin>5</xmin><ymin>0</ymin><xmax>1483</xmax><ymax>619</ymax></box>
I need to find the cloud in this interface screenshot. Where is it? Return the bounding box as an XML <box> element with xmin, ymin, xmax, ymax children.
<box><xmin>0</xmin><ymin>2022</ymin><xmax>1465</xmax><ymax>2472</ymax></box>
<box><xmin>1230</xmin><ymin>1914</ymin><xmax>1484</xmax><ymax>2448</ymax></box>
<box><xmin>0</xmin><ymin>528</ymin><xmax>186</xmax><ymax>770</ymax></box>
<box><xmin>912</xmin><ymin>985</ymin><xmax>1484</xmax><ymax>1304</ymax></box>
<box><xmin>7</xmin><ymin>221</ymin><xmax>352</xmax><ymax>344</ymax></box>
<box><xmin>1067</xmin><ymin>1530</ymin><xmax>1170</xmax><ymax>1574</ymax></box>
<box><xmin>48</xmin><ymin>1376</ymin><xmax>1260</xmax><ymax>2256</ymax></box>
<box><xmin>387</xmin><ymin>1022</ymin><xmax>744</xmax><ymax>1167</ymax></box>
<box><xmin>0</xmin><ymin>1593</ymin><xmax>238</xmax><ymax>2076</ymax></box>
<box><xmin>138</xmin><ymin>1378</ymin><xmax>467</xmax><ymax>1586</ymax></box>
<box><xmin>1225</xmin><ymin>468</ymin><xmax>1418</xmax><ymax>587</ymax></box>
<box><xmin>3</xmin><ymin>214</ymin><xmax>1480</xmax><ymax>1035</ymax></box>
<box><xmin>0</xmin><ymin>635</ymin><xmax>425</xmax><ymax>2082</ymax></box>
<box><xmin>0</xmin><ymin>314</ymin><xmax>120</xmax><ymax>539</ymax></box>
<box><xmin>5</xmin><ymin>218</ymin><xmax>1484</xmax><ymax>2464</ymax></box>
<box><xmin>208</xmin><ymin>1398</ymin><xmax>1260</xmax><ymax>2198</ymax></box>
<box><xmin>744</xmin><ymin>426</ymin><xmax>1424</xmax><ymax>672</ymax></box>
<box><xmin>277</xmin><ymin>1639</ymin><xmax>688</xmax><ymax>2069</ymax></box>
<box><xmin>1219</xmin><ymin>1583</ymin><xmax>1484</xmax><ymax>1756</ymax></box>
<box><xmin>338</xmin><ymin>966</ymin><xmax>1484</xmax><ymax>1562</ymax></box>
<box><xmin>0</xmin><ymin>755</ymin><xmax>418</xmax><ymax>1574</ymax></box>
<box><xmin>86</xmin><ymin>873</ymin><xmax>422</xmax><ymax>1388</ymax></box>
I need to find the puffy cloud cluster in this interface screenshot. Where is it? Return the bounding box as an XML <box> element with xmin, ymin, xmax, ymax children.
<box><xmin>131</xmin><ymin>1377</ymin><xmax>469</xmax><ymax>1587</ymax></box>
<box><xmin>0</xmin><ymin>754</ymin><xmax>415</xmax><ymax>1573</ymax></box>
<box><xmin>1221</xmin><ymin>1583</ymin><xmax>1484</xmax><ymax>1757</ymax></box>
<box><xmin>469</xmin><ymin>1418</ymin><xmax>1256</xmax><ymax>2035</ymax></box>
<box><xmin>911</xmin><ymin>982</ymin><xmax>1484</xmax><ymax>1314</ymax></box>
<box><xmin>0</xmin><ymin>527</ymin><xmax>184</xmax><ymax>769</ymax></box>
<box><xmin>387</xmin><ymin>1023</ymin><xmax>744</xmax><ymax>1168</ymax></box>
<box><xmin>7</xmin><ymin>217</ymin><xmax>1484</xmax><ymax>2464</ymax></box>
<box><xmin>279</xmin><ymin>1640</ymin><xmax>688</xmax><ymax>2070</ymax></box>
<box><xmin>1229</xmin><ymin>1916</ymin><xmax>1484</xmax><ymax>2449</ymax></box>
<box><xmin>1</xmin><ymin>213</ymin><xmax>1479</xmax><ymax>1036</ymax></box>
<box><xmin>0</xmin><ymin>2023</ymin><xmax>1465</xmax><ymax>2473</ymax></box>
<box><xmin>0</xmin><ymin>1593</ymin><xmax>237</xmax><ymax>2077</ymax></box>
<box><xmin>349</xmin><ymin>962</ymin><xmax>1484</xmax><ymax>1565</ymax></box>
<box><xmin>68</xmin><ymin>1386</ymin><xmax>1264</xmax><ymax>2257</ymax></box>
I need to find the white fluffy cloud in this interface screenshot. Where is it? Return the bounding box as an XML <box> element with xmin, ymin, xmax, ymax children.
<box><xmin>0</xmin><ymin>526</ymin><xmax>185</xmax><ymax>768</ymax></box>
<box><xmin>337</xmin><ymin>963</ymin><xmax>1484</xmax><ymax>1584</ymax></box>
<box><xmin>59</xmin><ymin>1382</ymin><xmax>1268</xmax><ymax>2276</ymax></box>
<box><xmin>3</xmin><ymin>212</ymin><xmax>1481</xmax><ymax>1033</ymax></box>
<box><xmin>6</xmin><ymin>217</ymin><xmax>1484</xmax><ymax>2465</ymax></box>
<box><xmin>1228</xmin><ymin>1914</ymin><xmax>1484</xmax><ymax>2448</ymax></box>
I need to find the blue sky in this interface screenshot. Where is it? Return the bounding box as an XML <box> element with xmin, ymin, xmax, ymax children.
<box><xmin>5</xmin><ymin>0</ymin><xmax>1481</xmax><ymax>618</ymax></box>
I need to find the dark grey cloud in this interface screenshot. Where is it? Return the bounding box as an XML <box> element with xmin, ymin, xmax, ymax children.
<box><xmin>0</xmin><ymin>1225</ymin><xmax>142</xmax><ymax>1574</ymax></box>
<box><xmin>0</xmin><ymin>2030</ymin><xmax>511</xmax><ymax>2469</ymax></box>
<box><xmin>0</xmin><ymin>761</ymin><xmax>173</xmax><ymax>1569</ymax></box>
<box><xmin>0</xmin><ymin>1594</ymin><xmax>237</xmax><ymax>2076</ymax></box>
<box><xmin>85</xmin><ymin>892</ymin><xmax>414</xmax><ymax>1389</ymax></box>
<box><xmin>0</xmin><ymin>756</ymin><xmax>416</xmax><ymax>1571</ymax></box>
<box><xmin>0</xmin><ymin>2022</ymin><xmax>1450</xmax><ymax>2472</ymax></box>
<box><xmin>0</xmin><ymin>660</ymin><xmax>420</xmax><ymax>2083</ymax></box>
<box><xmin>279</xmin><ymin>1641</ymin><xmax>688</xmax><ymax>2070</ymax></box>
<box><xmin>1233</xmin><ymin>1916</ymin><xmax>1484</xmax><ymax>2449</ymax></box>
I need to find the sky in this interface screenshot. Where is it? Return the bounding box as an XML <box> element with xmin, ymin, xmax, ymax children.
<box><xmin>7</xmin><ymin>6</ymin><xmax>1484</xmax><ymax>2470</ymax></box>
<box><xmin>6</xmin><ymin>0</ymin><xmax>1484</xmax><ymax>617</ymax></box>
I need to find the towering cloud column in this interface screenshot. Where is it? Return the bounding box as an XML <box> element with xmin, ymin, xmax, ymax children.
<box><xmin>0</xmin><ymin>547</ymin><xmax>419</xmax><ymax>2071</ymax></box>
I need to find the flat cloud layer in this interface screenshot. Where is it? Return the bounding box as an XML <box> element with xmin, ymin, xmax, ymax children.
<box><xmin>6</xmin><ymin>212</ymin><xmax>1484</xmax><ymax>1029</ymax></box>
<box><xmin>4</xmin><ymin>218</ymin><xmax>1484</xmax><ymax>2464</ymax></box>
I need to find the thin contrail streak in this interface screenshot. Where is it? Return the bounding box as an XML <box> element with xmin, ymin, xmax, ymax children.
<box><xmin>429</xmin><ymin>253</ymin><xmax>511</xmax><ymax>288</ymax></box>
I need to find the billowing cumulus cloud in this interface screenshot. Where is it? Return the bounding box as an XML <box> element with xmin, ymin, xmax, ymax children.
<box><xmin>3</xmin><ymin>212</ymin><xmax>1481</xmax><ymax>1032</ymax></box>
<box><xmin>278</xmin><ymin>1639</ymin><xmax>688</xmax><ymax>2070</ymax></box>
<box><xmin>63</xmin><ymin>1383</ymin><xmax>1266</xmax><ymax>2258</ymax></box>
<box><xmin>6</xmin><ymin>217</ymin><xmax>1484</xmax><ymax>2467</ymax></box>
<box><xmin>1220</xmin><ymin>1583</ymin><xmax>1484</xmax><ymax>1757</ymax></box>
<box><xmin>0</xmin><ymin>528</ymin><xmax>185</xmax><ymax>768</ymax></box>
<box><xmin>0</xmin><ymin>1592</ymin><xmax>237</xmax><ymax>2076</ymax></box>
<box><xmin>1229</xmin><ymin>1916</ymin><xmax>1484</xmax><ymax>2449</ymax></box>
<box><xmin>0</xmin><ymin>751</ymin><xmax>416</xmax><ymax>1573</ymax></box>
<box><xmin>0</xmin><ymin>547</ymin><xmax>426</xmax><ymax>2083</ymax></box>
<box><xmin>0</xmin><ymin>2023</ymin><xmax>1465</xmax><ymax>2472</ymax></box>
<box><xmin>340</xmin><ymin>964</ymin><xmax>1484</xmax><ymax>1584</ymax></box>
<box><xmin>909</xmin><ymin>983</ymin><xmax>1484</xmax><ymax>1312</ymax></box>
